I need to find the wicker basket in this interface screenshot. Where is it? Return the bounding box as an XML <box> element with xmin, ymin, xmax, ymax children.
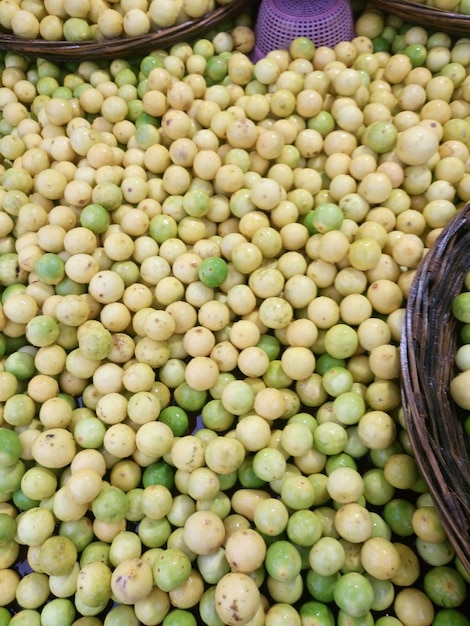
<box><xmin>370</xmin><ymin>0</ymin><xmax>470</xmax><ymax>34</ymax></box>
<box><xmin>401</xmin><ymin>203</ymin><xmax>470</xmax><ymax>575</ymax></box>
<box><xmin>0</xmin><ymin>0</ymin><xmax>249</xmax><ymax>60</ymax></box>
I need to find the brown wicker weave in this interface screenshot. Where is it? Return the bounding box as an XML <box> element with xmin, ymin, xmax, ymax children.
<box><xmin>0</xmin><ymin>0</ymin><xmax>249</xmax><ymax>60</ymax></box>
<box><xmin>370</xmin><ymin>0</ymin><xmax>470</xmax><ymax>34</ymax></box>
<box><xmin>401</xmin><ymin>203</ymin><xmax>470</xmax><ymax>575</ymax></box>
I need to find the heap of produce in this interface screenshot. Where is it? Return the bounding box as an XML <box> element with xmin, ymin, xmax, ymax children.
<box><xmin>1</xmin><ymin>4</ymin><xmax>470</xmax><ymax>625</ymax></box>
<box><xmin>0</xmin><ymin>0</ymin><xmax>236</xmax><ymax>41</ymax></box>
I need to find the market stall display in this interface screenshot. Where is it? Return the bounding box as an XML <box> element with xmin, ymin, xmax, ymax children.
<box><xmin>0</xmin><ymin>2</ymin><xmax>470</xmax><ymax>624</ymax></box>
<box><xmin>0</xmin><ymin>0</ymin><xmax>248</xmax><ymax>59</ymax></box>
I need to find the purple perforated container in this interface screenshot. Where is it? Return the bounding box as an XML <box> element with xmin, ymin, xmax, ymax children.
<box><xmin>253</xmin><ymin>0</ymin><xmax>356</xmax><ymax>61</ymax></box>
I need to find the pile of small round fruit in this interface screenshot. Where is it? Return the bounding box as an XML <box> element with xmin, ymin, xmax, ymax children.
<box><xmin>0</xmin><ymin>0</ymin><xmax>235</xmax><ymax>41</ymax></box>
<box><xmin>1</xmin><ymin>4</ymin><xmax>470</xmax><ymax>626</ymax></box>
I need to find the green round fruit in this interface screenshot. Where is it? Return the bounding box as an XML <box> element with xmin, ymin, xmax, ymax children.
<box><xmin>373</xmin><ymin>36</ymin><xmax>390</xmax><ymax>52</ymax></box>
<box><xmin>256</xmin><ymin>334</ymin><xmax>281</xmax><ymax>360</ymax></box>
<box><xmin>365</xmin><ymin>121</ymin><xmax>398</xmax><ymax>154</ymax></box>
<box><xmin>91</xmin><ymin>487</ymin><xmax>128</xmax><ymax>524</ymax></box>
<box><xmin>205</xmin><ymin>56</ymin><xmax>228</xmax><ymax>83</ymax></box>
<box><xmin>152</xmin><ymin>548</ymin><xmax>192</xmax><ymax>592</ymax></box>
<box><xmin>423</xmin><ymin>566</ymin><xmax>467</xmax><ymax>608</ymax></box>
<box><xmin>403</xmin><ymin>43</ymin><xmax>427</xmax><ymax>67</ymax></box>
<box><xmin>158</xmin><ymin>406</ymin><xmax>189</xmax><ymax>437</ymax></box>
<box><xmin>0</xmin><ymin>607</ymin><xmax>11</xmax><ymax>626</ymax></box>
<box><xmin>4</xmin><ymin>351</ymin><xmax>36</xmax><ymax>381</ymax></box>
<box><xmin>306</xmin><ymin>570</ymin><xmax>339</xmax><ymax>603</ymax></box>
<box><xmin>265</xmin><ymin>540</ymin><xmax>302</xmax><ymax>582</ymax></box>
<box><xmin>383</xmin><ymin>498</ymin><xmax>416</xmax><ymax>537</ymax></box>
<box><xmin>432</xmin><ymin>608</ymin><xmax>470</xmax><ymax>626</ymax></box>
<box><xmin>0</xmin><ymin>428</ymin><xmax>22</xmax><ymax>467</ymax></box>
<box><xmin>34</xmin><ymin>253</ymin><xmax>65</xmax><ymax>286</ymax></box>
<box><xmin>299</xmin><ymin>600</ymin><xmax>335</xmax><ymax>626</ymax></box>
<box><xmin>63</xmin><ymin>17</ymin><xmax>92</xmax><ymax>41</ymax></box>
<box><xmin>308</xmin><ymin>111</ymin><xmax>335</xmax><ymax>137</ymax></box>
<box><xmin>162</xmin><ymin>609</ymin><xmax>197</xmax><ymax>626</ymax></box>
<box><xmin>198</xmin><ymin>257</ymin><xmax>229</xmax><ymax>288</ymax></box>
<box><xmin>453</xmin><ymin>292</ymin><xmax>470</xmax><ymax>323</ymax></box>
<box><xmin>0</xmin><ymin>512</ymin><xmax>17</xmax><ymax>544</ymax></box>
<box><xmin>311</xmin><ymin>203</ymin><xmax>344</xmax><ymax>234</ymax></box>
<box><xmin>80</xmin><ymin>204</ymin><xmax>111</xmax><ymax>234</ymax></box>
<box><xmin>174</xmin><ymin>382</ymin><xmax>207</xmax><ymax>412</ymax></box>
<box><xmin>333</xmin><ymin>572</ymin><xmax>374</xmax><ymax>617</ymax></box>
<box><xmin>142</xmin><ymin>462</ymin><xmax>175</xmax><ymax>490</ymax></box>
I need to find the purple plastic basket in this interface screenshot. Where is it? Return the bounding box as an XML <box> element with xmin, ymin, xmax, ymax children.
<box><xmin>253</xmin><ymin>0</ymin><xmax>356</xmax><ymax>61</ymax></box>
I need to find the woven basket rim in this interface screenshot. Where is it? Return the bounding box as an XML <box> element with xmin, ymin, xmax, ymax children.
<box><xmin>369</xmin><ymin>0</ymin><xmax>470</xmax><ymax>33</ymax></box>
<box><xmin>401</xmin><ymin>203</ymin><xmax>470</xmax><ymax>575</ymax></box>
<box><xmin>0</xmin><ymin>0</ymin><xmax>249</xmax><ymax>59</ymax></box>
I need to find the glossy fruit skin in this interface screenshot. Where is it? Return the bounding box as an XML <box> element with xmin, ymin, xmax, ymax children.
<box><xmin>299</xmin><ymin>600</ymin><xmax>335</xmax><ymax>626</ymax></box>
<box><xmin>198</xmin><ymin>256</ymin><xmax>229</xmax><ymax>288</ymax></box>
<box><xmin>423</xmin><ymin>566</ymin><xmax>467</xmax><ymax>608</ymax></box>
<box><xmin>333</xmin><ymin>572</ymin><xmax>375</xmax><ymax>617</ymax></box>
<box><xmin>453</xmin><ymin>292</ymin><xmax>470</xmax><ymax>323</ymax></box>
